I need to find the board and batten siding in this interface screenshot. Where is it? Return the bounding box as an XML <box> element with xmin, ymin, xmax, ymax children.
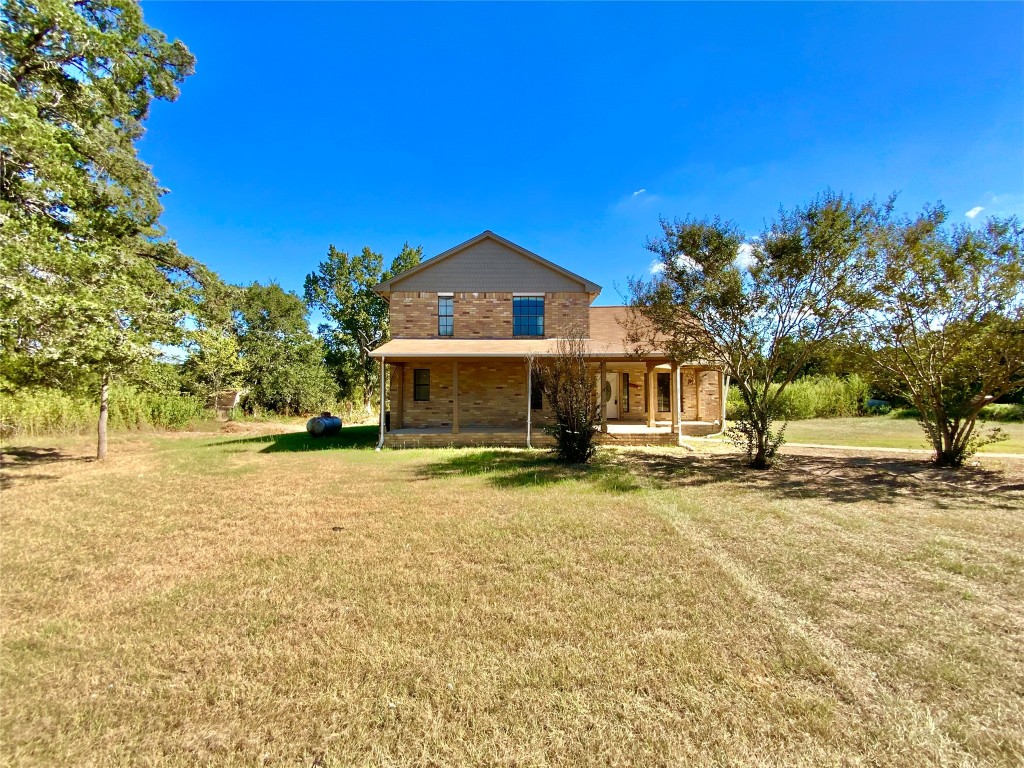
<box><xmin>389</xmin><ymin>239</ymin><xmax>587</xmax><ymax>293</ymax></box>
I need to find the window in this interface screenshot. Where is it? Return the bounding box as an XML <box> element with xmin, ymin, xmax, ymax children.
<box><xmin>657</xmin><ymin>372</ymin><xmax>670</xmax><ymax>412</ymax></box>
<box><xmin>413</xmin><ymin>369</ymin><xmax>430</xmax><ymax>401</ymax></box>
<box><xmin>621</xmin><ymin>373</ymin><xmax>629</xmax><ymax>413</ymax></box>
<box><xmin>531</xmin><ymin>378</ymin><xmax>543</xmax><ymax>410</ymax></box>
<box><xmin>438</xmin><ymin>295</ymin><xmax>453</xmax><ymax>336</ymax></box>
<box><xmin>513</xmin><ymin>295</ymin><xmax>544</xmax><ymax>336</ymax></box>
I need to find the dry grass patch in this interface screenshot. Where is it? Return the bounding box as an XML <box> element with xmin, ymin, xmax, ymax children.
<box><xmin>2</xmin><ymin>430</ymin><xmax>1022</xmax><ymax>766</ymax></box>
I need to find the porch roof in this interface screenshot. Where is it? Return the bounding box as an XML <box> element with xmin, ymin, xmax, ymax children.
<box><xmin>369</xmin><ymin>337</ymin><xmax>667</xmax><ymax>360</ymax></box>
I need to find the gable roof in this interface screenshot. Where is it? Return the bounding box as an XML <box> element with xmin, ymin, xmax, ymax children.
<box><xmin>372</xmin><ymin>231</ymin><xmax>602</xmax><ymax>296</ymax></box>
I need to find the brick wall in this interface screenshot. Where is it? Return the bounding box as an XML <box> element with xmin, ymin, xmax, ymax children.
<box><xmin>390</xmin><ymin>360</ymin><xmax>552</xmax><ymax>429</ymax></box>
<box><xmin>389</xmin><ymin>292</ymin><xmax>590</xmax><ymax>339</ymax></box>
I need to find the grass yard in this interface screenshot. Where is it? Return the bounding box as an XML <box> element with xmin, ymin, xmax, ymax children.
<box><xmin>2</xmin><ymin>425</ymin><xmax>1023</xmax><ymax>766</ymax></box>
<box><xmin>720</xmin><ymin>416</ymin><xmax>1024</xmax><ymax>455</ymax></box>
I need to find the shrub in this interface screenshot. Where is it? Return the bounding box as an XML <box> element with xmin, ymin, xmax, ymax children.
<box><xmin>0</xmin><ymin>386</ymin><xmax>209</xmax><ymax>438</ymax></box>
<box><xmin>978</xmin><ymin>403</ymin><xmax>1024</xmax><ymax>422</ymax></box>
<box><xmin>726</xmin><ymin>375</ymin><xmax>869</xmax><ymax>421</ymax></box>
<box><xmin>535</xmin><ymin>334</ymin><xmax>600</xmax><ymax>464</ymax></box>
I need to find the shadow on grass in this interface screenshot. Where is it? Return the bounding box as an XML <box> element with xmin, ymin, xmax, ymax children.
<box><xmin>418</xmin><ymin>449</ymin><xmax>646</xmax><ymax>492</ymax></box>
<box><xmin>624</xmin><ymin>450</ymin><xmax>1024</xmax><ymax>509</ymax></box>
<box><xmin>214</xmin><ymin>425</ymin><xmax>378</xmax><ymax>453</ymax></box>
<box><xmin>1</xmin><ymin>446</ymin><xmax>94</xmax><ymax>490</ymax></box>
<box><xmin>417</xmin><ymin>446</ymin><xmax>1024</xmax><ymax>508</ymax></box>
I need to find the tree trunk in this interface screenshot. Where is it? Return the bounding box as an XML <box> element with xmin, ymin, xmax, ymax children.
<box><xmin>97</xmin><ymin>374</ymin><xmax>109</xmax><ymax>461</ymax></box>
<box><xmin>750</xmin><ymin>427</ymin><xmax>770</xmax><ymax>470</ymax></box>
<box><xmin>934</xmin><ymin>430</ymin><xmax>965</xmax><ymax>468</ymax></box>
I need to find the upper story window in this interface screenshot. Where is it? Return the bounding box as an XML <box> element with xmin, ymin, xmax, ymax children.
<box><xmin>438</xmin><ymin>294</ymin><xmax>453</xmax><ymax>336</ymax></box>
<box><xmin>513</xmin><ymin>295</ymin><xmax>544</xmax><ymax>336</ymax></box>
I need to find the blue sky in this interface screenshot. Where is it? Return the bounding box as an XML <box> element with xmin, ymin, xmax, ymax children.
<box><xmin>140</xmin><ymin>1</ymin><xmax>1024</xmax><ymax>306</ymax></box>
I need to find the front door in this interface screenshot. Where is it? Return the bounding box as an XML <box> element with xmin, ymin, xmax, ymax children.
<box><xmin>603</xmin><ymin>372</ymin><xmax>619</xmax><ymax>419</ymax></box>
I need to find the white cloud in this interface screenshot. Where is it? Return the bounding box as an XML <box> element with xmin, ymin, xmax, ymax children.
<box><xmin>632</xmin><ymin>188</ymin><xmax>646</xmax><ymax>197</ymax></box>
<box><xmin>736</xmin><ymin>243</ymin><xmax>755</xmax><ymax>270</ymax></box>
<box><xmin>965</xmin><ymin>206</ymin><xmax>984</xmax><ymax>219</ymax></box>
<box><xmin>649</xmin><ymin>259</ymin><xmax>665</xmax><ymax>274</ymax></box>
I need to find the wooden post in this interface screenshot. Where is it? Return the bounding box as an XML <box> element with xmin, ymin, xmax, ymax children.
<box><xmin>646</xmin><ymin>361</ymin><xmax>657</xmax><ymax>428</ymax></box>
<box><xmin>452</xmin><ymin>359</ymin><xmax>460</xmax><ymax>434</ymax></box>
<box><xmin>670</xmin><ymin>361</ymin><xmax>680</xmax><ymax>434</ymax></box>
<box><xmin>719</xmin><ymin>369</ymin><xmax>726</xmax><ymax>423</ymax></box>
<box><xmin>695</xmin><ymin>368</ymin><xmax>702</xmax><ymax>422</ymax></box>
<box><xmin>526</xmin><ymin>358</ymin><xmax>532</xmax><ymax>448</ymax></box>
<box><xmin>375</xmin><ymin>357</ymin><xmax>386</xmax><ymax>451</ymax></box>
<box><xmin>392</xmin><ymin>364</ymin><xmax>404</xmax><ymax>430</ymax></box>
<box><xmin>599</xmin><ymin>360</ymin><xmax>607</xmax><ymax>433</ymax></box>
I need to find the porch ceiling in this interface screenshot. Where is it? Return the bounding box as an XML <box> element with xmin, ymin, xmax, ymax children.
<box><xmin>369</xmin><ymin>337</ymin><xmax>675</xmax><ymax>361</ymax></box>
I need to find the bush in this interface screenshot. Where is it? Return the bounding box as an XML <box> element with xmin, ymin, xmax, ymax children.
<box><xmin>727</xmin><ymin>375</ymin><xmax>869</xmax><ymax>421</ymax></box>
<box><xmin>0</xmin><ymin>386</ymin><xmax>210</xmax><ymax>438</ymax></box>
<box><xmin>978</xmin><ymin>403</ymin><xmax>1024</xmax><ymax>422</ymax></box>
<box><xmin>536</xmin><ymin>335</ymin><xmax>600</xmax><ymax>464</ymax></box>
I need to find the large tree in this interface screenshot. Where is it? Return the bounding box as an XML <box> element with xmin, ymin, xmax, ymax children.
<box><xmin>861</xmin><ymin>208</ymin><xmax>1024</xmax><ymax>467</ymax></box>
<box><xmin>233</xmin><ymin>283</ymin><xmax>337</xmax><ymax>416</ymax></box>
<box><xmin>631</xmin><ymin>193</ymin><xmax>882</xmax><ymax>468</ymax></box>
<box><xmin>304</xmin><ymin>243</ymin><xmax>421</xmax><ymax>408</ymax></box>
<box><xmin>180</xmin><ymin>282</ymin><xmax>246</xmax><ymax>402</ymax></box>
<box><xmin>0</xmin><ymin>0</ymin><xmax>198</xmax><ymax>458</ymax></box>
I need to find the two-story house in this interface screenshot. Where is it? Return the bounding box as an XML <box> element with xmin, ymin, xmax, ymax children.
<box><xmin>369</xmin><ymin>231</ymin><xmax>725</xmax><ymax>448</ymax></box>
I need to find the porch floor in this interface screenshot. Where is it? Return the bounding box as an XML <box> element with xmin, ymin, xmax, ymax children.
<box><xmin>384</xmin><ymin>420</ymin><xmax>722</xmax><ymax>448</ymax></box>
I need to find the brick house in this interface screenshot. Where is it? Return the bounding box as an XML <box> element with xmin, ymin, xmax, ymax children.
<box><xmin>369</xmin><ymin>231</ymin><xmax>726</xmax><ymax>448</ymax></box>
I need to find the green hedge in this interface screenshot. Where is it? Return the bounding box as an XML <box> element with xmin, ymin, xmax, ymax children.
<box><xmin>892</xmin><ymin>403</ymin><xmax>1024</xmax><ymax>423</ymax></box>
<box><xmin>726</xmin><ymin>375</ymin><xmax>870</xmax><ymax>420</ymax></box>
<box><xmin>0</xmin><ymin>386</ymin><xmax>211</xmax><ymax>438</ymax></box>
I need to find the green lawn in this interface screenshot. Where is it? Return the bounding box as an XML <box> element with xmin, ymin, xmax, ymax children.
<box><xmin>714</xmin><ymin>415</ymin><xmax>1024</xmax><ymax>454</ymax></box>
<box><xmin>2</xmin><ymin>427</ymin><xmax>1023</xmax><ymax>766</ymax></box>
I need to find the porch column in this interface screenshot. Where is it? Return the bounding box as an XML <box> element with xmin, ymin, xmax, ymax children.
<box><xmin>670</xmin><ymin>361</ymin><xmax>680</xmax><ymax>434</ymax></box>
<box><xmin>526</xmin><ymin>358</ymin><xmax>533</xmax><ymax>448</ymax></box>
<box><xmin>695</xmin><ymin>368</ymin><xmax>702</xmax><ymax>422</ymax></box>
<box><xmin>452</xmin><ymin>359</ymin><xmax>460</xmax><ymax>434</ymax></box>
<box><xmin>375</xmin><ymin>356</ymin><xmax>386</xmax><ymax>451</ymax></box>
<box><xmin>393</xmin><ymin>363</ymin><xmax>404</xmax><ymax>430</ymax></box>
<box><xmin>720</xmin><ymin>369</ymin><xmax>727</xmax><ymax>423</ymax></box>
<box><xmin>599</xmin><ymin>360</ymin><xmax>607</xmax><ymax>433</ymax></box>
<box><xmin>646</xmin><ymin>361</ymin><xmax>657</xmax><ymax>428</ymax></box>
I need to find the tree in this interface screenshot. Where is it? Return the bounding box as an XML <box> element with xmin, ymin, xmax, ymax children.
<box><xmin>1</xmin><ymin>0</ymin><xmax>198</xmax><ymax>459</ymax></box>
<box><xmin>630</xmin><ymin>192</ymin><xmax>882</xmax><ymax>468</ymax></box>
<box><xmin>304</xmin><ymin>244</ymin><xmax>422</xmax><ymax>408</ymax></box>
<box><xmin>233</xmin><ymin>283</ymin><xmax>337</xmax><ymax>415</ymax></box>
<box><xmin>861</xmin><ymin>209</ymin><xmax>1024</xmax><ymax>467</ymax></box>
<box><xmin>534</xmin><ymin>328</ymin><xmax>601</xmax><ymax>464</ymax></box>
<box><xmin>180</xmin><ymin>282</ymin><xmax>245</xmax><ymax>401</ymax></box>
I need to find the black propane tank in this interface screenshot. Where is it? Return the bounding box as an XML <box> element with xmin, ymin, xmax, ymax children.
<box><xmin>306</xmin><ymin>412</ymin><xmax>342</xmax><ymax>437</ymax></box>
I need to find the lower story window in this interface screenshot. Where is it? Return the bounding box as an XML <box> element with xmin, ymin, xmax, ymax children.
<box><xmin>531</xmin><ymin>378</ymin><xmax>543</xmax><ymax>410</ymax></box>
<box><xmin>657</xmin><ymin>372</ymin><xmax>670</xmax><ymax>412</ymax></box>
<box><xmin>413</xmin><ymin>369</ymin><xmax>430</xmax><ymax>401</ymax></box>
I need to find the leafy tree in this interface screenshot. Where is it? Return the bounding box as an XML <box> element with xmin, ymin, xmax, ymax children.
<box><xmin>180</xmin><ymin>283</ymin><xmax>245</xmax><ymax>400</ymax></box>
<box><xmin>304</xmin><ymin>244</ymin><xmax>422</xmax><ymax>407</ymax></box>
<box><xmin>631</xmin><ymin>193</ymin><xmax>882</xmax><ymax>468</ymax></box>
<box><xmin>534</xmin><ymin>328</ymin><xmax>600</xmax><ymax>464</ymax></box>
<box><xmin>233</xmin><ymin>283</ymin><xmax>337</xmax><ymax>415</ymax></box>
<box><xmin>0</xmin><ymin>0</ymin><xmax>198</xmax><ymax>458</ymax></box>
<box><xmin>860</xmin><ymin>209</ymin><xmax>1024</xmax><ymax>467</ymax></box>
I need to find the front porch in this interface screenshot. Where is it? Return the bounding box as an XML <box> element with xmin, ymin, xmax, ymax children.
<box><xmin>385</xmin><ymin>420</ymin><xmax>722</xmax><ymax>449</ymax></box>
<box><xmin>373</xmin><ymin>353</ymin><xmax>726</xmax><ymax>449</ymax></box>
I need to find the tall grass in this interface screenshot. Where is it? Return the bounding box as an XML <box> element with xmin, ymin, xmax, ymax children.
<box><xmin>726</xmin><ymin>374</ymin><xmax>870</xmax><ymax>420</ymax></box>
<box><xmin>890</xmin><ymin>403</ymin><xmax>1024</xmax><ymax>423</ymax></box>
<box><xmin>0</xmin><ymin>386</ymin><xmax>210</xmax><ymax>438</ymax></box>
